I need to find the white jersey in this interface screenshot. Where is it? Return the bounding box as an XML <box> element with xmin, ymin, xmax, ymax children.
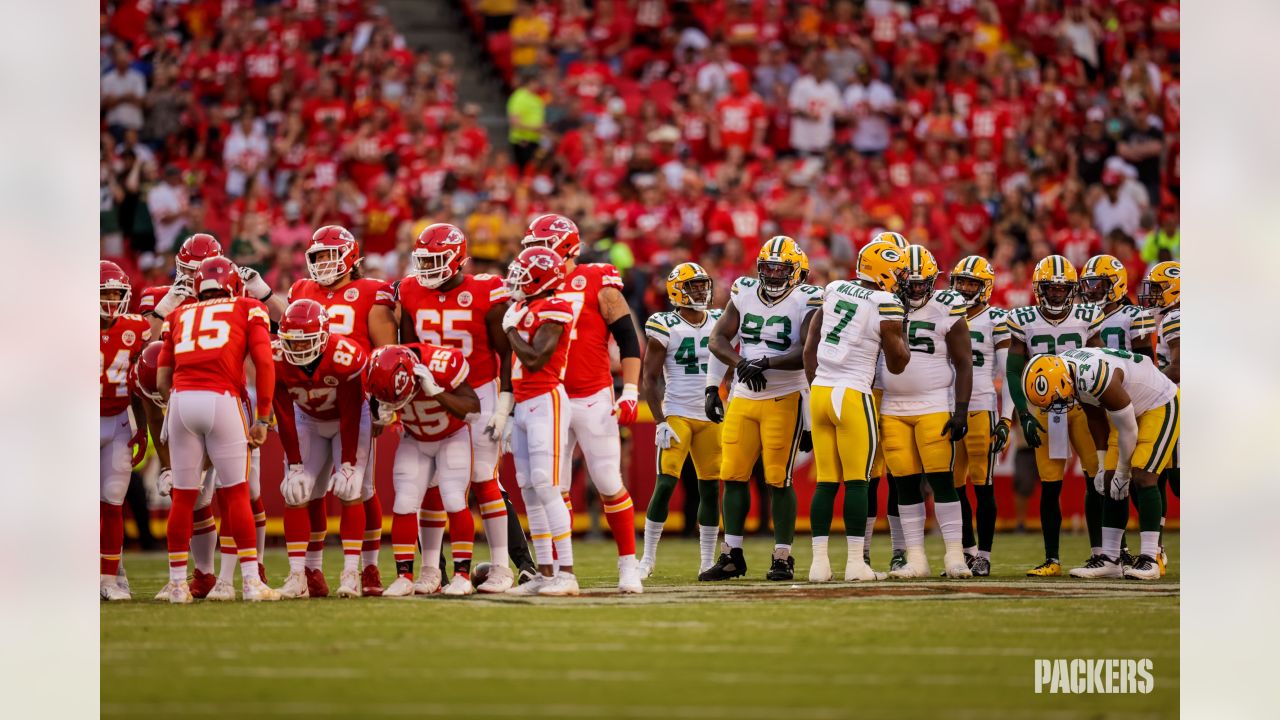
<box><xmin>726</xmin><ymin>277</ymin><xmax>822</xmax><ymax>401</ymax></box>
<box><xmin>966</xmin><ymin>305</ymin><xmax>1010</xmax><ymax>413</ymax></box>
<box><xmin>881</xmin><ymin>289</ymin><xmax>969</xmax><ymax>416</ymax></box>
<box><xmin>1005</xmin><ymin>302</ymin><xmax>1105</xmax><ymax>356</ymax></box>
<box><xmin>812</xmin><ymin>280</ymin><xmax>905</xmax><ymax>393</ymax></box>
<box><xmin>645</xmin><ymin>308</ymin><xmax>723</xmax><ymax>421</ymax></box>
<box><xmin>1061</xmin><ymin>347</ymin><xmax>1177</xmax><ymax>415</ymax></box>
<box><xmin>1155</xmin><ymin>307</ymin><xmax>1180</xmax><ymax>374</ymax></box>
<box><xmin>1088</xmin><ymin>303</ymin><xmax>1156</xmax><ymax>352</ymax></box>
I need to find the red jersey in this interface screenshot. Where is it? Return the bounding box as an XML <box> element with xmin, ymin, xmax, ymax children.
<box><xmin>714</xmin><ymin>94</ymin><xmax>765</xmax><ymax>153</ymax></box>
<box><xmin>556</xmin><ymin>263</ymin><xmax>623</xmax><ymax>398</ymax></box>
<box><xmin>158</xmin><ymin>297</ymin><xmax>275</xmax><ymax>419</ymax></box>
<box><xmin>511</xmin><ymin>296</ymin><xmax>575</xmax><ymax>403</ymax></box>
<box><xmin>272</xmin><ymin>334</ymin><xmax>368</xmax><ymax>465</ymax></box>
<box><xmin>101</xmin><ymin>314</ymin><xmax>151</xmax><ymax>417</ymax></box>
<box><xmin>398</xmin><ymin>343</ymin><xmax>471</xmax><ymax>442</ymax></box>
<box><xmin>396</xmin><ymin>273</ymin><xmax>509</xmax><ymax>387</ymax></box>
<box><xmin>289</xmin><ymin>277</ymin><xmax>396</xmax><ymax>354</ymax></box>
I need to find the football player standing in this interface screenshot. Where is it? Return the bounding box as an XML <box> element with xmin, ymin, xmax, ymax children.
<box><xmin>1140</xmin><ymin>261</ymin><xmax>1181</xmax><ymax>571</ymax></box>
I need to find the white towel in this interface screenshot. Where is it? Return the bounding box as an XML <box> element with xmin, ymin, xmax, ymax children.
<box><xmin>829</xmin><ymin>385</ymin><xmax>847</xmax><ymax>421</ymax></box>
<box><xmin>1047</xmin><ymin>408</ymin><xmax>1069</xmax><ymax>459</ymax></box>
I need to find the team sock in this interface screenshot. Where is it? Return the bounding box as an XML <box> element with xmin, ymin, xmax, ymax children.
<box><xmin>1135</xmin><ymin>483</ymin><xmax>1163</xmax><ymax>533</ymax></box>
<box><xmin>391</xmin><ymin>511</ymin><xmax>418</xmax><ymax>578</ymax></box>
<box><xmin>1156</xmin><ymin>472</ymin><xmax>1169</xmax><ymax>548</ymax></box>
<box><xmin>646</xmin><ymin>474</ymin><xmax>678</xmax><ymax>523</ymax></box>
<box><xmin>166</xmin><ymin>487</ymin><xmax>199</xmax><ymax>583</ymax></box>
<box><xmin>770</xmin><ymin>485</ymin><xmax>796</xmax><ymax>546</ymax></box>
<box><xmin>974</xmin><ymin>483</ymin><xmax>996</xmax><ymax>554</ymax></box>
<box><xmin>602</xmin><ymin>489</ymin><xmax>637</xmax><ymax>557</ymax></box>
<box><xmin>284</xmin><ymin>505</ymin><xmax>309</xmax><ymax>573</ymax></box>
<box><xmin>722</xmin><ymin>481</ymin><xmax>750</xmax><ymax>538</ymax></box>
<box><xmin>520</xmin><ymin>487</ymin><xmax>552</xmax><ymax>568</ymax></box>
<box><xmin>865</xmin><ymin>475</ymin><xmax>878</xmax><ymax>557</ymax></box>
<box><xmin>417</xmin><ymin>487</ymin><xmax>446</xmax><ymax>574</ymax></box>
<box><xmin>934</xmin><ymin>500</ymin><xmax>964</xmax><ymax>556</ymax></box>
<box><xmin>1085</xmin><ymin>481</ymin><xmax>1104</xmax><ymax>550</ymax></box>
<box><xmin>809</xmin><ymin>483</ymin><xmax>838</xmax><ymax>538</ymax></box>
<box><xmin>724</xmin><ymin>534</ymin><xmax>744</xmax><ymax>550</ymax></box>
<box><xmin>697</xmin><ymin>480</ymin><xmax>720</xmax><ymax>526</ymax></box>
<box><xmin>537</xmin><ymin>484</ymin><xmax>574</xmax><ymax>569</ymax></box>
<box><xmin>1040</xmin><ymin>481</ymin><xmax>1063</xmax><ymax>562</ymax></box>
<box><xmin>218</xmin><ymin>483</ymin><xmax>259</xmax><ymax>583</ymax></box>
<box><xmin>447</xmin><ymin>508</ymin><xmax>475</xmax><ymax>578</ymax></box>
<box><xmin>642</xmin><ymin>520</ymin><xmax>664</xmax><ymax>566</ymax></box>
<box><xmin>306</xmin><ymin>498</ymin><xmax>327</xmax><ymax>570</ymax></box>
<box><xmin>100</xmin><ymin>501</ymin><xmax>123</xmax><ymax>577</ymax></box>
<box><xmin>887</xmin><ymin>474</ymin><xmax>904</xmax><ymax>552</ymax></box>
<box><xmin>191</xmin><ymin>504</ymin><xmax>217</xmax><ymax>574</ymax></box>
<box><xmin>342</xmin><ymin>501</ymin><xmax>367</xmax><ymax>574</ymax></box>
<box><xmin>957</xmin><ymin>485</ymin><xmax>975</xmax><ymax>549</ymax></box>
<box><xmin>898</xmin><ymin>502</ymin><xmax>926</xmax><ymax>551</ymax></box>
<box><xmin>811</xmin><ymin>535</ymin><xmax>828</xmax><ymax>560</ymax></box>
<box><xmin>361</xmin><ymin>494</ymin><xmax>382</xmax><ymax>570</ymax></box>
<box><xmin>842</xmin><ymin>480</ymin><xmax>869</xmax><ymax>538</ymax></box>
<box><xmin>698</xmin><ymin>525</ymin><xmax>719</xmax><ymax>568</ymax></box>
<box><xmin>472</xmin><ymin>480</ymin><xmax>509</xmax><ymax>568</ymax></box>
<box><xmin>218</xmin><ymin>533</ymin><xmax>238</xmax><ymax>584</ymax></box>
<box><xmin>251</xmin><ymin>495</ymin><xmax>267</xmax><ymax>561</ymax></box>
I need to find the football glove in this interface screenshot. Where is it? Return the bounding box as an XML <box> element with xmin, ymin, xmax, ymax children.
<box><xmin>1018</xmin><ymin>410</ymin><xmax>1044</xmax><ymax>448</ymax></box>
<box><xmin>614</xmin><ymin>383</ymin><xmax>639</xmax><ymax>425</ymax></box>
<box><xmin>704</xmin><ymin>386</ymin><xmax>725</xmax><ymax>424</ymax></box>
<box><xmin>156</xmin><ymin>468</ymin><xmax>173</xmax><ymax>497</ymax></box>
<box><xmin>129</xmin><ymin>427</ymin><xmax>148</xmax><ymax>466</ymax></box>
<box><xmin>501</xmin><ymin>303</ymin><xmax>529</xmax><ymax>332</ymax></box>
<box><xmin>941</xmin><ymin>412</ymin><xmax>969</xmax><ymax>441</ymax></box>
<box><xmin>798</xmin><ymin>430</ymin><xmax>813</xmax><ymax>453</ymax></box>
<box><xmin>330</xmin><ymin>462</ymin><xmax>363</xmax><ymax>502</ymax></box>
<box><xmin>154</xmin><ymin>282</ymin><xmax>192</xmax><ymax>318</ymax></box>
<box><xmin>654</xmin><ymin>421</ymin><xmax>681</xmax><ymax>450</ymax></box>
<box><xmin>735</xmin><ymin>357</ymin><xmax>769</xmax><ymax>392</ymax></box>
<box><xmin>1093</xmin><ymin>468</ymin><xmax>1108</xmax><ymax>497</ymax></box>
<box><xmin>1109</xmin><ymin>471</ymin><xmax>1131</xmax><ymax>501</ymax></box>
<box><xmin>413</xmin><ymin>363</ymin><xmax>444</xmax><ymax>396</ymax></box>
<box><xmin>483</xmin><ymin>391</ymin><xmax>515</xmax><ymax>442</ymax></box>
<box><xmin>282</xmin><ymin>464</ymin><xmax>312</xmax><ymax>507</ymax></box>
<box><xmin>991</xmin><ymin>418</ymin><xmax>1012</xmax><ymax>453</ymax></box>
<box><xmin>237</xmin><ymin>265</ymin><xmax>272</xmax><ymax>300</ymax></box>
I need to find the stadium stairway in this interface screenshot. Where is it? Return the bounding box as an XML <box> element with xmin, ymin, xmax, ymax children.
<box><xmin>381</xmin><ymin>0</ymin><xmax>510</xmax><ymax>150</ymax></box>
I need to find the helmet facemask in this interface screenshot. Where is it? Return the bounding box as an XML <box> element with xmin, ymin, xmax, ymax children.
<box><xmin>757</xmin><ymin>260</ymin><xmax>795</xmax><ymax>299</ymax></box>
<box><xmin>413</xmin><ymin>248</ymin><xmax>460</xmax><ymax>288</ymax></box>
<box><xmin>675</xmin><ymin>277</ymin><xmax>712</xmax><ymax>310</ymax></box>
<box><xmin>307</xmin><ymin>246</ymin><xmax>351</xmax><ymax>286</ymax></box>
<box><xmin>1036</xmin><ymin>281</ymin><xmax>1075</xmax><ymax>315</ymax></box>
<box><xmin>504</xmin><ymin>263</ymin><xmax>535</xmax><ymax>303</ymax></box>
<box><xmin>1078</xmin><ymin>277</ymin><xmax>1113</xmax><ymax>304</ymax></box>
<box><xmin>1137</xmin><ymin>280</ymin><xmax>1166</xmax><ymax>309</ymax></box>
<box><xmin>951</xmin><ymin>275</ymin><xmax>986</xmax><ymax>307</ymax></box>
<box><xmin>903</xmin><ymin>274</ymin><xmax>937</xmax><ymax>310</ymax></box>
<box><xmin>279</xmin><ymin>328</ymin><xmax>329</xmax><ymax>366</ymax></box>
<box><xmin>100</xmin><ymin>286</ymin><xmax>130</xmax><ymax>319</ymax></box>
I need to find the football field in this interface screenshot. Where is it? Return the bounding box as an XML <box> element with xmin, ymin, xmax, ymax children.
<box><xmin>102</xmin><ymin>533</ymin><xmax>1178</xmax><ymax>719</ymax></box>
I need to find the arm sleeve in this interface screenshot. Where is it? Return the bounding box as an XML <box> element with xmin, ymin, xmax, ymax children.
<box><xmin>272</xmin><ymin>380</ymin><xmax>302</xmax><ymax>465</ymax></box>
<box><xmin>996</xmin><ymin>346</ymin><xmax>1015</xmax><ymax>421</ymax></box>
<box><xmin>247</xmin><ymin>322</ymin><xmax>275</xmax><ymax>421</ymax></box>
<box><xmin>1006</xmin><ymin>350</ymin><xmax>1028</xmax><ymax>413</ymax></box>
<box><xmin>1107</xmin><ymin>404</ymin><xmax>1139</xmax><ymax>475</ymax></box>
<box><xmin>706</xmin><ymin>353</ymin><xmax>729</xmax><ymax>389</ymax></box>
<box><xmin>608</xmin><ymin>315</ymin><xmax>641</xmax><ymax>360</ymax></box>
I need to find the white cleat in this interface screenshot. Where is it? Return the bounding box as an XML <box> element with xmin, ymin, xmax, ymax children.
<box><xmin>844</xmin><ymin>560</ymin><xmax>887</xmax><ymax>582</ymax></box>
<box><xmin>442</xmin><ymin>574</ymin><xmax>475</xmax><ymax>596</ymax></box>
<box><xmin>413</xmin><ymin>566</ymin><xmax>442</xmax><ymax>595</ymax></box>
<box><xmin>808</xmin><ymin>552</ymin><xmax>833</xmax><ymax>582</ymax></box>
<box><xmin>476</xmin><ymin>565</ymin><xmax>514</xmax><ymax>594</ymax></box>
<box><xmin>242</xmin><ymin>576</ymin><xmax>282</xmax><ymax>602</ymax></box>
<box><xmin>943</xmin><ymin>550</ymin><xmax>974</xmax><ymax>579</ymax></box>
<box><xmin>154</xmin><ymin>581</ymin><xmax>176</xmax><ymax>601</ymax></box>
<box><xmin>617</xmin><ymin>556</ymin><xmax>644</xmax><ymax>594</ymax></box>
<box><xmin>637</xmin><ymin>557</ymin><xmax>655</xmax><ymax>579</ymax></box>
<box><xmin>115</xmin><ymin>571</ymin><xmax>130</xmax><ymax>596</ymax></box>
<box><xmin>336</xmin><ymin>569</ymin><xmax>362</xmax><ymax>598</ymax></box>
<box><xmin>539</xmin><ymin>572</ymin><xmax>581</xmax><ymax>597</ymax></box>
<box><xmin>506</xmin><ymin>574</ymin><xmax>549</xmax><ymax>596</ymax></box>
<box><xmin>206</xmin><ymin>579</ymin><xmax>236</xmax><ymax>601</ymax></box>
<box><xmin>279</xmin><ymin>570</ymin><xmax>310</xmax><ymax>599</ymax></box>
<box><xmin>1123</xmin><ymin>554</ymin><xmax>1162</xmax><ymax>581</ymax></box>
<box><xmin>889</xmin><ymin>547</ymin><xmax>931</xmax><ymax>579</ymax></box>
<box><xmin>100</xmin><ymin>579</ymin><xmax>131</xmax><ymax>601</ymax></box>
<box><xmin>1070</xmin><ymin>555</ymin><xmax>1124</xmax><ymax>578</ymax></box>
<box><xmin>166</xmin><ymin>581</ymin><xmax>194</xmax><ymax>604</ymax></box>
<box><xmin>383</xmin><ymin>575</ymin><xmax>416</xmax><ymax>597</ymax></box>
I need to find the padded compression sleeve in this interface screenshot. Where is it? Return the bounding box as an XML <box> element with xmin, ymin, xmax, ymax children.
<box><xmin>608</xmin><ymin>315</ymin><xmax>641</xmax><ymax>359</ymax></box>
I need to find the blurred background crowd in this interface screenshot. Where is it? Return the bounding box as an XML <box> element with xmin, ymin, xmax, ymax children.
<box><xmin>101</xmin><ymin>0</ymin><xmax>1180</xmax><ymax>319</ymax></box>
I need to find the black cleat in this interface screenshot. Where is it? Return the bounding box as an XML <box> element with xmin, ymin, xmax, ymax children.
<box><xmin>516</xmin><ymin>563</ymin><xmax>539</xmax><ymax>586</ymax></box>
<box><xmin>889</xmin><ymin>549</ymin><xmax>907</xmax><ymax>573</ymax></box>
<box><xmin>765</xmin><ymin>554</ymin><xmax>795</xmax><ymax>581</ymax></box>
<box><xmin>699</xmin><ymin>548</ymin><xmax>747</xmax><ymax>581</ymax></box>
<box><xmin>970</xmin><ymin>556</ymin><xmax>991</xmax><ymax>577</ymax></box>
<box><xmin>1119</xmin><ymin>548</ymin><xmax>1136</xmax><ymax>570</ymax></box>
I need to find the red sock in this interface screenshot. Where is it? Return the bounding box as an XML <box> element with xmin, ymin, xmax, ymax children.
<box><xmin>167</xmin><ymin>488</ymin><xmax>199</xmax><ymax>574</ymax></box>
<box><xmin>307</xmin><ymin>498</ymin><xmax>327</xmax><ymax>556</ymax></box>
<box><xmin>473</xmin><ymin>479</ymin><xmax>507</xmax><ymax>522</ymax></box>
<box><xmin>284</xmin><ymin>505</ymin><xmax>310</xmax><ymax>567</ymax></box>
<box><xmin>447</xmin><ymin>508</ymin><xmax>475</xmax><ymax>575</ymax></box>
<box><xmin>340</xmin><ymin>502</ymin><xmax>364</xmax><ymax>562</ymax></box>
<box><xmin>218</xmin><ymin>483</ymin><xmax>257</xmax><ymax>567</ymax></box>
<box><xmin>100</xmin><ymin>501</ymin><xmax>123</xmax><ymax>576</ymax></box>
<box><xmin>192</xmin><ymin>503</ymin><xmax>216</xmax><ymax>537</ymax></box>
<box><xmin>391</xmin><ymin>512</ymin><xmax>417</xmax><ymax>570</ymax></box>
<box><xmin>602</xmin><ymin>490</ymin><xmax>637</xmax><ymax>556</ymax></box>
<box><xmin>251</xmin><ymin>494</ymin><xmax>267</xmax><ymax>534</ymax></box>
<box><xmin>363</xmin><ymin>493</ymin><xmax>383</xmax><ymax>557</ymax></box>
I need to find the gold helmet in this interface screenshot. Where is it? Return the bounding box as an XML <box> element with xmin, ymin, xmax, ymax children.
<box><xmin>1079</xmin><ymin>254</ymin><xmax>1128</xmax><ymax>304</ymax></box>
<box><xmin>1138</xmin><ymin>261</ymin><xmax>1181</xmax><ymax>309</ymax></box>
<box><xmin>1023</xmin><ymin>354</ymin><xmax>1076</xmax><ymax>412</ymax></box>
<box><xmin>857</xmin><ymin>241</ymin><xmax>910</xmax><ymax>293</ymax></box>
<box><xmin>949</xmin><ymin>255</ymin><xmax>995</xmax><ymax>306</ymax></box>
<box><xmin>797</xmin><ymin>249</ymin><xmax>810</xmax><ymax>284</ymax></box>
<box><xmin>901</xmin><ymin>245</ymin><xmax>940</xmax><ymax>310</ymax></box>
<box><xmin>1032</xmin><ymin>255</ymin><xmax>1078</xmax><ymax>315</ymax></box>
<box><xmin>870</xmin><ymin>231</ymin><xmax>909</xmax><ymax>249</ymax></box>
<box><xmin>666</xmin><ymin>262</ymin><xmax>713</xmax><ymax>310</ymax></box>
<box><xmin>756</xmin><ymin>236</ymin><xmax>804</xmax><ymax>298</ymax></box>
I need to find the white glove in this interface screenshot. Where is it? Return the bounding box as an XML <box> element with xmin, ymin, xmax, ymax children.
<box><xmin>654</xmin><ymin>421</ymin><xmax>681</xmax><ymax>450</ymax></box>
<box><xmin>330</xmin><ymin>462</ymin><xmax>364</xmax><ymax>502</ymax></box>
<box><xmin>484</xmin><ymin>391</ymin><xmax>515</xmax><ymax>441</ymax></box>
<box><xmin>281</xmin><ymin>463</ymin><xmax>312</xmax><ymax>506</ymax></box>
<box><xmin>237</xmin><ymin>265</ymin><xmax>272</xmax><ymax>300</ymax></box>
<box><xmin>1093</xmin><ymin>468</ymin><xmax>1108</xmax><ymax>497</ymax></box>
<box><xmin>154</xmin><ymin>282</ymin><xmax>192</xmax><ymax>317</ymax></box>
<box><xmin>499</xmin><ymin>419</ymin><xmax>514</xmax><ymax>456</ymax></box>
<box><xmin>1109</xmin><ymin>471</ymin><xmax>1131</xmax><ymax>501</ymax></box>
<box><xmin>413</xmin><ymin>364</ymin><xmax>444</xmax><ymax>396</ymax></box>
<box><xmin>156</xmin><ymin>468</ymin><xmax>173</xmax><ymax>497</ymax></box>
<box><xmin>373</xmin><ymin>401</ymin><xmax>396</xmax><ymax>426</ymax></box>
<box><xmin>501</xmin><ymin>303</ymin><xmax>529</xmax><ymax>332</ymax></box>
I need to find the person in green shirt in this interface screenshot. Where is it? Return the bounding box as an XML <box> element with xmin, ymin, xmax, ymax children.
<box><xmin>1142</xmin><ymin>206</ymin><xmax>1179</xmax><ymax>263</ymax></box>
<box><xmin>507</xmin><ymin>73</ymin><xmax>545</xmax><ymax>169</ymax></box>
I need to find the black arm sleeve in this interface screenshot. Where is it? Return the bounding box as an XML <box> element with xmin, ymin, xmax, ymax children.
<box><xmin>607</xmin><ymin>315</ymin><xmax>641</xmax><ymax>360</ymax></box>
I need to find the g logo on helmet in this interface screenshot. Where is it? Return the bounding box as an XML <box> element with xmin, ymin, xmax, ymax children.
<box><xmin>1165</xmin><ymin>266</ymin><xmax>1180</xmax><ymax>278</ymax></box>
<box><xmin>881</xmin><ymin>248</ymin><xmax>902</xmax><ymax>262</ymax></box>
<box><xmin>1034</xmin><ymin>375</ymin><xmax>1049</xmax><ymax>397</ymax></box>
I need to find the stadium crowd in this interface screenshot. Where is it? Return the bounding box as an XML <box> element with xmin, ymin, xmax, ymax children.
<box><xmin>102</xmin><ymin>0</ymin><xmax>1180</xmax><ymax>319</ymax></box>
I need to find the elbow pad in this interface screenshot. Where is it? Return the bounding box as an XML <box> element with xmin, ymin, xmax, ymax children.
<box><xmin>608</xmin><ymin>315</ymin><xmax>641</xmax><ymax>359</ymax></box>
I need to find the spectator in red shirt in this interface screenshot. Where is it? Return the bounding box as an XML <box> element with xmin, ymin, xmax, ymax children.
<box><xmin>711</xmin><ymin>72</ymin><xmax>766</xmax><ymax>159</ymax></box>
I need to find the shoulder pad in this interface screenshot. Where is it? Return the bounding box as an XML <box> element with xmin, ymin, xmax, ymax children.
<box><xmin>709</xmin><ymin>308</ymin><xmax>724</xmax><ymax>320</ymax></box>
<box><xmin>731</xmin><ymin>277</ymin><xmax>756</xmax><ymax>295</ymax></box>
<box><xmin>474</xmin><ymin>273</ymin><xmax>497</xmax><ymax>282</ymax></box>
<box><xmin>931</xmin><ymin>289</ymin><xmax>969</xmax><ymax>308</ymax></box>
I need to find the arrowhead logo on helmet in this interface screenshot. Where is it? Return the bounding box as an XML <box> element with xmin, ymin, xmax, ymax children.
<box><xmin>522</xmin><ymin>213</ymin><xmax>581</xmax><ymax>260</ymax></box>
<box><xmin>505</xmin><ymin>246</ymin><xmax>567</xmax><ymax>302</ymax></box>
<box><xmin>413</xmin><ymin>223</ymin><xmax>470</xmax><ymax>288</ymax></box>
<box><xmin>194</xmin><ymin>256</ymin><xmax>244</xmax><ymax>298</ymax></box>
<box><xmin>307</xmin><ymin>225</ymin><xmax>361</xmax><ymax>287</ymax></box>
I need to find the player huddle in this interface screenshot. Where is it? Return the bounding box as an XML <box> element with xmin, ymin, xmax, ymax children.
<box><xmin>98</xmin><ymin>215</ymin><xmax>1181</xmax><ymax>603</ymax></box>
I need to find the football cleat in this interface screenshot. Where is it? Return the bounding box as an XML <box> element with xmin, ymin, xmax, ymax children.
<box><xmin>506</xmin><ymin>574</ymin><xmax>549</xmax><ymax>596</ymax></box>
<box><xmin>167</xmin><ymin>581</ymin><xmax>194</xmax><ymax>605</ymax></box>
<box><xmin>699</xmin><ymin>547</ymin><xmax>747</xmax><ymax>581</ymax></box>
<box><xmin>361</xmin><ymin>564</ymin><xmax>384</xmax><ymax>597</ymax></box>
<box><xmin>943</xmin><ymin>550</ymin><xmax>973</xmax><ymax>578</ymax></box>
<box><xmin>189</xmin><ymin>568</ymin><xmax>217</xmax><ymax>599</ymax></box>
<box><xmin>115</xmin><ymin>570</ymin><xmax>130</xmax><ymax>596</ymax></box>
<box><xmin>808</xmin><ymin>551</ymin><xmax>833</xmax><ymax>583</ymax></box>
<box><xmin>305</xmin><ymin>567</ymin><xmax>330</xmax><ymax>598</ymax></box>
<box><xmin>766</xmin><ymin>554</ymin><xmax>795</xmax><ymax>582</ymax></box>
<box><xmin>1123</xmin><ymin>554</ymin><xmax>1162</xmax><ymax>580</ymax></box>
<box><xmin>1119</xmin><ymin>548</ymin><xmax>1136</xmax><ymax>570</ymax></box>
<box><xmin>636</xmin><ymin>557</ymin><xmax>655</xmax><ymax>579</ymax></box>
<box><xmin>100</xmin><ymin>579</ymin><xmax>131</xmax><ymax>602</ymax></box>
<box><xmin>1026</xmin><ymin>560</ymin><xmax>1062</xmax><ymax>577</ymax></box>
<box><xmin>413</xmin><ymin>566</ymin><xmax>442</xmax><ymax>595</ymax></box>
<box><xmin>279</xmin><ymin>570</ymin><xmax>310</xmax><ymax>599</ymax></box>
<box><xmin>516</xmin><ymin>564</ymin><xmax>539</xmax><ymax>586</ymax></box>
<box><xmin>889</xmin><ymin>549</ymin><xmax>907</xmax><ymax>573</ymax></box>
<box><xmin>1158</xmin><ymin>548</ymin><xmax>1168</xmax><ymax>577</ymax></box>
<box><xmin>154</xmin><ymin>581</ymin><xmax>177</xmax><ymax>601</ymax></box>
<box><xmin>336</xmin><ymin>569</ymin><xmax>362</xmax><ymax>598</ymax></box>
<box><xmin>539</xmin><ymin>572</ymin><xmax>581</xmax><ymax>597</ymax></box>
<box><xmin>383</xmin><ymin>575</ymin><xmax>416</xmax><ymax>597</ymax></box>
<box><xmin>970</xmin><ymin>556</ymin><xmax>991</xmax><ymax>577</ymax></box>
<box><xmin>889</xmin><ymin>548</ymin><xmax>931</xmax><ymax>579</ymax></box>
<box><xmin>206</xmin><ymin>579</ymin><xmax>236</xmax><ymax>601</ymax></box>
<box><xmin>1070</xmin><ymin>555</ymin><xmax>1123</xmax><ymax>578</ymax></box>
<box><xmin>242</xmin><ymin>576</ymin><xmax>282</xmax><ymax>602</ymax></box>
<box><xmin>844</xmin><ymin>560</ymin><xmax>887</xmax><ymax>582</ymax></box>
<box><xmin>617</xmin><ymin>556</ymin><xmax>644</xmax><ymax>594</ymax></box>
<box><xmin>442</xmin><ymin>574</ymin><xmax>475</xmax><ymax>596</ymax></box>
<box><xmin>477</xmin><ymin>565</ymin><xmax>515</xmax><ymax>594</ymax></box>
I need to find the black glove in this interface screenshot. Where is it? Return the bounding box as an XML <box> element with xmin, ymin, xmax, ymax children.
<box><xmin>941</xmin><ymin>412</ymin><xmax>969</xmax><ymax>441</ymax></box>
<box><xmin>991</xmin><ymin>418</ymin><xmax>1012</xmax><ymax>453</ymax></box>
<box><xmin>798</xmin><ymin>430</ymin><xmax>813</xmax><ymax>453</ymax></box>
<box><xmin>704</xmin><ymin>386</ymin><xmax>725</xmax><ymax>424</ymax></box>
<box><xmin>1018</xmin><ymin>410</ymin><xmax>1044</xmax><ymax>448</ymax></box>
<box><xmin>735</xmin><ymin>357</ymin><xmax>769</xmax><ymax>392</ymax></box>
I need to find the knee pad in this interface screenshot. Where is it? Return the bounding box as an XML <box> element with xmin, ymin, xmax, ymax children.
<box><xmin>100</xmin><ymin>473</ymin><xmax>129</xmax><ymax>505</ymax></box>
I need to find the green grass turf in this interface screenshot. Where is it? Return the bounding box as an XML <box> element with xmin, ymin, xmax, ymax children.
<box><xmin>102</xmin><ymin>532</ymin><xmax>1178</xmax><ymax>719</ymax></box>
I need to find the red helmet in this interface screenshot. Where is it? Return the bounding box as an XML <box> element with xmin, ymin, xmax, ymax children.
<box><xmin>365</xmin><ymin>345</ymin><xmax>420</xmax><ymax>411</ymax></box>
<box><xmin>306</xmin><ymin>225</ymin><xmax>360</xmax><ymax>286</ymax></box>
<box><xmin>194</xmin><ymin>256</ymin><xmax>244</xmax><ymax>298</ymax></box>
<box><xmin>100</xmin><ymin>260</ymin><xmax>132</xmax><ymax>319</ymax></box>
<box><xmin>505</xmin><ymin>246</ymin><xmax>566</xmax><ymax>301</ymax></box>
<box><xmin>412</xmin><ymin>223</ymin><xmax>469</xmax><ymax>288</ymax></box>
<box><xmin>131</xmin><ymin>341</ymin><xmax>165</xmax><ymax>407</ymax></box>
<box><xmin>522</xmin><ymin>213</ymin><xmax>581</xmax><ymax>260</ymax></box>
<box><xmin>176</xmin><ymin>234</ymin><xmax>223</xmax><ymax>277</ymax></box>
<box><xmin>278</xmin><ymin>299</ymin><xmax>330</xmax><ymax>365</ymax></box>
